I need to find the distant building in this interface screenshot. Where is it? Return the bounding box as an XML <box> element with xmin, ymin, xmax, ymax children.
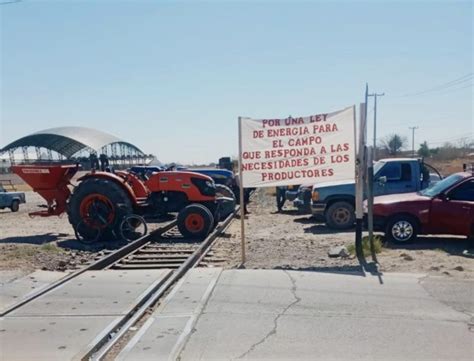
<box><xmin>0</xmin><ymin>126</ymin><xmax>154</xmax><ymax>172</ymax></box>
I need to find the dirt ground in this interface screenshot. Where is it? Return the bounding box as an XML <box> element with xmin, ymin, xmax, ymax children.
<box><xmin>430</xmin><ymin>158</ymin><xmax>472</xmax><ymax>175</ymax></box>
<box><xmin>212</xmin><ymin>188</ymin><xmax>474</xmax><ymax>279</ymax></box>
<box><xmin>0</xmin><ymin>192</ymin><xmax>168</xmax><ymax>272</ymax></box>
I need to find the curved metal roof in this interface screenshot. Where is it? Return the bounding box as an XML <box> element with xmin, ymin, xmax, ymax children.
<box><xmin>0</xmin><ymin>126</ymin><xmax>144</xmax><ymax>158</ymax></box>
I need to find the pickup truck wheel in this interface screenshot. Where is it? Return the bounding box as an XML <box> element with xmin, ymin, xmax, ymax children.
<box><xmin>386</xmin><ymin>215</ymin><xmax>418</xmax><ymax>243</ymax></box>
<box><xmin>325</xmin><ymin>201</ymin><xmax>355</xmax><ymax>229</ymax></box>
<box><xmin>10</xmin><ymin>200</ymin><xmax>20</xmax><ymax>212</ymax></box>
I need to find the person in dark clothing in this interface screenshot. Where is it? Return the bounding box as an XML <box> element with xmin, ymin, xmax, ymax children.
<box><xmin>99</xmin><ymin>154</ymin><xmax>109</xmax><ymax>171</ymax></box>
<box><xmin>89</xmin><ymin>153</ymin><xmax>99</xmax><ymax>170</ymax></box>
<box><xmin>235</xmin><ymin>174</ymin><xmax>250</xmax><ymax>214</ymax></box>
<box><xmin>276</xmin><ymin>186</ymin><xmax>287</xmax><ymax>212</ymax></box>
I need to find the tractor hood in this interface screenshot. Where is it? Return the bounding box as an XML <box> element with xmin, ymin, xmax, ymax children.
<box><xmin>168</xmin><ymin>171</ymin><xmax>214</xmax><ymax>182</ymax></box>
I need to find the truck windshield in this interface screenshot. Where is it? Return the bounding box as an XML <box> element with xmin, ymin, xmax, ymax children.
<box><xmin>373</xmin><ymin>161</ymin><xmax>385</xmax><ymax>175</ymax></box>
<box><xmin>419</xmin><ymin>174</ymin><xmax>465</xmax><ymax>197</ymax></box>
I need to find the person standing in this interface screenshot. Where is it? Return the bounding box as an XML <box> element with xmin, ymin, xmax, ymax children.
<box><xmin>99</xmin><ymin>153</ymin><xmax>109</xmax><ymax>171</ymax></box>
<box><xmin>276</xmin><ymin>186</ymin><xmax>287</xmax><ymax>212</ymax></box>
<box><xmin>89</xmin><ymin>153</ymin><xmax>99</xmax><ymax>170</ymax></box>
<box><xmin>235</xmin><ymin>173</ymin><xmax>249</xmax><ymax>214</ymax></box>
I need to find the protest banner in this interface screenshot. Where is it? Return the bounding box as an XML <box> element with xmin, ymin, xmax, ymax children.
<box><xmin>239</xmin><ymin>106</ymin><xmax>356</xmax><ymax>188</ymax></box>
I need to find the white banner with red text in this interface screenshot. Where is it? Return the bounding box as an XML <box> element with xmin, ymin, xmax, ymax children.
<box><xmin>239</xmin><ymin>106</ymin><xmax>356</xmax><ymax>188</ymax></box>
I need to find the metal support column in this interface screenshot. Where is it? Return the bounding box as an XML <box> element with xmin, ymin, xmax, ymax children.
<box><xmin>367</xmin><ymin>146</ymin><xmax>377</xmax><ymax>263</ymax></box>
<box><xmin>8</xmin><ymin>149</ymin><xmax>15</xmax><ymax>165</ymax></box>
<box><xmin>22</xmin><ymin>146</ymin><xmax>29</xmax><ymax>163</ymax></box>
<box><xmin>355</xmin><ymin>88</ymin><xmax>368</xmax><ymax>261</ymax></box>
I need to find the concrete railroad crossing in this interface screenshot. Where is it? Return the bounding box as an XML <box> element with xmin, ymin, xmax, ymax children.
<box><xmin>1</xmin><ymin>268</ymin><xmax>473</xmax><ymax>361</ymax></box>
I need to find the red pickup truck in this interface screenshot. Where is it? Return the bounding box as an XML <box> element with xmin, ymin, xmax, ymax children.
<box><xmin>368</xmin><ymin>172</ymin><xmax>474</xmax><ymax>243</ymax></box>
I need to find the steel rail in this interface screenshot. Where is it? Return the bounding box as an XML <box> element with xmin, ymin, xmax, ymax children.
<box><xmin>87</xmin><ymin>206</ymin><xmax>239</xmax><ymax>361</ymax></box>
<box><xmin>0</xmin><ymin>220</ymin><xmax>178</xmax><ymax>317</ymax></box>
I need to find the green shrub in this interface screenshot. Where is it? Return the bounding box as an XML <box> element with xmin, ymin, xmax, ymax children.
<box><xmin>40</xmin><ymin>243</ymin><xmax>63</xmax><ymax>253</ymax></box>
<box><xmin>347</xmin><ymin>236</ymin><xmax>383</xmax><ymax>257</ymax></box>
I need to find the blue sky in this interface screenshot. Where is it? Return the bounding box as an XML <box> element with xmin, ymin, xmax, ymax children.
<box><xmin>1</xmin><ymin>0</ymin><xmax>472</xmax><ymax>164</ymax></box>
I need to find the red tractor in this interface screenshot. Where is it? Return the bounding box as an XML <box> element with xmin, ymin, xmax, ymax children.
<box><xmin>13</xmin><ymin>164</ymin><xmax>235</xmax><ymax>243</ymax></box>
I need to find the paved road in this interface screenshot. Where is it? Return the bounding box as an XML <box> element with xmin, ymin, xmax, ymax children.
<box><xmin>420</xmin><ymin>276</ymin><xmax>474</xmax><ymax>316</ymax></box>
<box><xmin>0</xmin><ymin>270</ymin><xmax>66</xmax><ymax>314</ymax></box>
<box><xmin>1</xmin><ymin>269</ymin><xmax>472</xmax><ymax>360</ymax></box>
<box><xmin>119</xmin><ymin>269</ymin><xmax>474</xmax><ymax>361</ymax></box>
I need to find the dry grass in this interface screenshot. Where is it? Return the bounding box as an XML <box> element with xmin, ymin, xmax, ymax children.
<box><xmin>40</xmin><ymin>243</ymin><xmax>64</xmax><ymax>253</ymax></box>
<box><xmin>0</xmin><ymin>243</ymin><xmax>68</xmax><ymax>272</ymax></box>
<box><xmin>429</xmin><ymin>158</ymin><xmax>470</xmax><ymax>176</ymax></box>
<box><xmin>12</xmin><ymin>184</ymin><xmax>32</xmax><ymax>191</ymax></box>
<box><xmin>347</xmin><ymin>236</ymin><xmax>383</xmax><ymax>257</ymax></box>
<box><xmin>8</xmin><ymin>245</ymin><xmax>37</xmax><ymax>258</ymax></box>
<box><xmin>264</xmin><ymin>187</ymin><xmax>277</xmax><ymax>196</ymax></box>
<box><xmin>0</xmin><ymin>243</ymin><xmax>64</xmax><ymax>263</ymax></box>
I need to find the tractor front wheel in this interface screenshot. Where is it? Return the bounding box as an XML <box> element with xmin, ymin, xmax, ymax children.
<box><xmin>177</xmin><ymin>204</ymin><xmax>214</xmax><ymax>240</ymax></box>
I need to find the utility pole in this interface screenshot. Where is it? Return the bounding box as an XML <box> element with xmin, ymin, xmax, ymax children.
<box><xmin>355</xmin><ymin>85</ymin><xmax>368</xmax><ymax>262</ymax></box>
<box><xmin>367</xmin><ymin>92</ymin><xmax>384</xmax><ymax>161</ymax></box>
<box><xmin>409</xmin><ymin>126</ymin><xmax>419</xmax><ymax>157</ymax></box>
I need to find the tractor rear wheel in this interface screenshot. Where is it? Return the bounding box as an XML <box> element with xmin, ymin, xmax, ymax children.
<box><xmin>177</xmin><ymin>204</ymin><xmax>214</xmax><ymax>240</ymax></box>
<box><xmin>215</xmin><ymin>184</ymin><xmax>236</xmax><ymax>220</ymax></box>
<box><xmin>68</xmin><ymin>178</ymin><xmax>132</xmax><ymax>242</ymax></box>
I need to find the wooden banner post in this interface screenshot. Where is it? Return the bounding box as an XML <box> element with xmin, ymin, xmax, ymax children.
<box><xmin>238</xmin><ymin>116</ymin><xmax>246</xmax><ymax>264</ymax></box>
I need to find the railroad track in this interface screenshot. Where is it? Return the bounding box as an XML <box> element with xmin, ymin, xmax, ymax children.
<box><xmin>1</xmin><ymin>208</ymin><xmax>236</xmax><ymax>318</ymax></box>
<box><xmin>87</xmin><ymin>207</ymin><xmax>239</xmax><ymax>361</ymax></box>
<box><xmin>108</xmin><ymin>227</ymin><xmax>227</xmax><ymax>270</ymax></box>
<box><xmin>1</xmin><ymin>206</ymin><xmax>239</xmax><ymax>361</ymax></box>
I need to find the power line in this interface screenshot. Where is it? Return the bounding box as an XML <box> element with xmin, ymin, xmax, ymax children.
<box><xmin>426</xmin><ymin>132</ymin><xmax>473</xmax><ymax>143</ymax></box>
<box><xmin>0</xmin><ymin>0</ymin><xmax>22</xmax><ymax>5</ymax></box>
<box><xmin>427</xmin><ymin>136</ymin><xmax>474</xmax><ymax>146</ymax></box>
<box><xmin>401</xmin><ymin>80</ymin><xmax>472</xmax><ymax>97</ymax></box>
<box><xmin>434</xmin><ymin>82</ymin><xmax>473</xmax><ymax>95</ymax></box>
<box><xmin>394</xmin><ymin>73</ymin><xmax>473</xmax><ymax>97</ymax></box>
<box><xmin>405</xmin><ymin>73</ymin><xmax>472</xmax><ymax>96</ymax></box>
<box><xmin>376</xmin><ymin>134</ymin><xmax>473</xmax><ymax>145</ymax></box>
<box><xmin>382</xmin><ymin>116</ymin><xmax>472</xmax><ymax>126</ymax></box>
